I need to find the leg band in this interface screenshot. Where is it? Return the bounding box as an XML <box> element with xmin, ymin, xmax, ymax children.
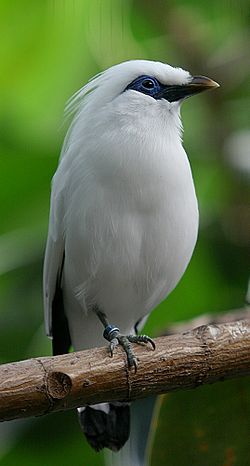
<box><xmin>103</xmin><ymin>325</ymin><xmax>120</xmax><ymax>342</ymax></box>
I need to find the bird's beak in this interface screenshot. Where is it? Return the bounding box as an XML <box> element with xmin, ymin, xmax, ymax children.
<box><xmin>156</xmin><ymin>75</ymin><xmax>220</xmax><ymax>102</ymax></box>
<box><xmin>188</xmin><ymin>75</ymin><xmax>220</xmax><ymax>95</ymax></box>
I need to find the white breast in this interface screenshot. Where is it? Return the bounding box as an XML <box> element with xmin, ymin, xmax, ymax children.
<box><xmin>60</xmin><ymin>104</ymin><xmax>199</xmax><ymax>349</ymax></box>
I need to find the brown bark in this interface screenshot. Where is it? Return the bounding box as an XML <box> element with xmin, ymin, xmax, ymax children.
<box><xmin>0</xmin><ymin>319</ymin><xmax>249</xmax><ymax>422</ymax></box>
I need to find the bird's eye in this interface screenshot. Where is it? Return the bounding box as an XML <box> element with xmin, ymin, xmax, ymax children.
<box><xmin>124</xmin><ymin>75</ymin><xmax>160</xmax><ymax>97</ymax></box>
<box><xmin>141</xmin><ymin>79</ymin><xmax>155</xmax><ymax>90</ymax></box>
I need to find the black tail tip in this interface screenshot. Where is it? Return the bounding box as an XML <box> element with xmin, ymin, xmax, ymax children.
<box><xmin>78</xmin><ymin>404</ymin><xmax>130</xmax><ymax>452</ymax></box>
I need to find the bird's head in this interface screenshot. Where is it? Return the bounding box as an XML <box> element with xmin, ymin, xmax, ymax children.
<box><xmin>67</xmin><ymin>60</ymin><xmax>219</xmax><ymax>119</ymax></box>
<box><xmin>64</xmin><ymin>60</ymin><xmax>219</xmax><ymax>152</ymax></box>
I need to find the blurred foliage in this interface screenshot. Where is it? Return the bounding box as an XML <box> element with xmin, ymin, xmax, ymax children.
<box><xmin>151</xmin><ymin>377</ymin><xmax>250</xmax><ymax>466</ymax></box>
<box><xmin>0</xmin><ymin>0</ymin><xmax>249</xmax><ymax>465</ymax></box>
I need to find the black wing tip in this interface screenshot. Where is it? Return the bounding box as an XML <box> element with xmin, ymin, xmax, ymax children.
<box><xmin>51</xmin><ymin>270</ymin><xmax>71</xmax><ymax>356</ymax></box>
<box><xmin>78</xmin><ymin>404</ymin><xmax>130</xmax><ymax>452</ymax></box>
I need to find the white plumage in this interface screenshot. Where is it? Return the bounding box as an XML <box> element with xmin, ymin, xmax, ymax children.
<box><xmin>43</xmin><ymin>59</ymin><xmax>218</xmax><ymax>455</ymax></box>
<box><xmin>44</xmin><ymin>60</ymin><xmax>199</xmax><ymax>346</ymax></box>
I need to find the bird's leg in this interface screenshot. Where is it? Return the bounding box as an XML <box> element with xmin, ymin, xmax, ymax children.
<box><xmin>94</xmin><ymin>308</ymin><xmax>155</xmax><ymax>372</ymax></box>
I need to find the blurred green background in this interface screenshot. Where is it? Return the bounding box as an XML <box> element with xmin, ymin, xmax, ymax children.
<box><xmin>0</xmin><ymin>1</ymin><xmax>249</xmax><ymax>465</ymax></box>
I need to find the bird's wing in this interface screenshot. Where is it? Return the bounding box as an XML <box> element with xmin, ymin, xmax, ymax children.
<box><xmin>43</xmin><ymin>177</ymin><xmax>71</xmax><ymax>354</ymax></box>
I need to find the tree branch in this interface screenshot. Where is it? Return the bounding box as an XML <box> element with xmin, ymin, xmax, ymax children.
<box><xmin>1</xmin><ymin>318</ymin><xmax>250</xmax><ymax>422</ymax></box>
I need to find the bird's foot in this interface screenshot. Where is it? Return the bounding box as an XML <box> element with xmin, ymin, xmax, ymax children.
<box><xmin>103</xmin><ymin>325</ymin><xmax>155</xmax><ymax>372</ymax></box>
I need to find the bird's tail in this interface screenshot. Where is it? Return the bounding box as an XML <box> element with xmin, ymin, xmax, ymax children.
<box><xmin>78</xmin><ymin>402</ymin><xmax>130</xmax><ymax>452</ymax></box>
<box><xmin>104</xmin><ymin>397</ymin><xmax>157</xmax><ymax>466</ymax></box>
<box><xmin>78</xmin><ymin>397</ymin><xmax>158</xmax><ymax>465</ymax></box>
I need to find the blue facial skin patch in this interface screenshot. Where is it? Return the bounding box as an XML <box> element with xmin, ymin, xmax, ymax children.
<box><xmin>125</xmin><ymin>75</ymin><xmax>162</xmax><ymax>98</ymax></box>
<box><xmin>125</xmin><ymin>75</ymin><xmax>197</xmax><ymax>102</ymax></box>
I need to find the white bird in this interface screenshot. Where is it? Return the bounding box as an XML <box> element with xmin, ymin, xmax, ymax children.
<box><xmin>43</xmin><ymin>59</ymin><xmax>219</xmax><ymax>455</ymax></box>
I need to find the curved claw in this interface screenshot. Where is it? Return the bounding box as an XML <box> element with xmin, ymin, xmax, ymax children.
<box><xmin>125</xmin><ymin>351</ymin><xmax>138</xmax><ymax>373</ymax></box>
<box><xmin>132</xmin><ymin>357</ymin><xmax>138</xmax><ymax>374</ymax></box>
<box><xmin>146</xmin><ymin>336</ymin><xmax>156</xmax><ymax>350</ymax></box>
<box><xmin>109</xmin><ymin>337</ymin><xmax>119</xmax><ymax>358</ymax></box>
